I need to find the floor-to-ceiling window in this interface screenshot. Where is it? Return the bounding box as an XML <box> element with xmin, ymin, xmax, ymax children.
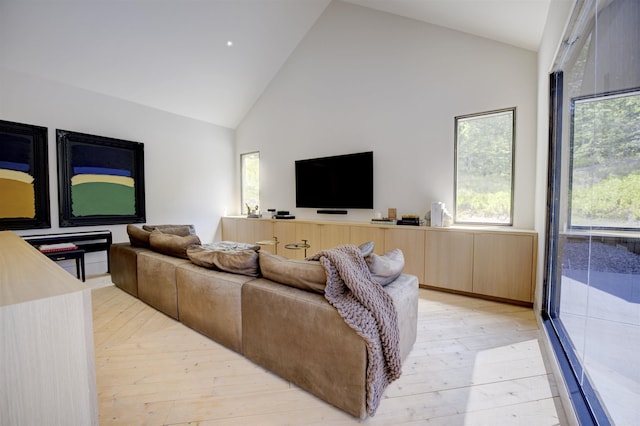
<box><xmin>544</xmin><ymin>0</ymin><xmax>640</xmax><ymax>424</ymax></box>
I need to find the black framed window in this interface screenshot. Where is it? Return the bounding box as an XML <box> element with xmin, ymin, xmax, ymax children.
<box><xmin>569</xmin><ymin>89</ymin><xmax>640</xmax><ymax>230</ymax></box>
<box><xmin>544</xmin><ymin>1</ymin><xmax>640</xmax><ymax>425</ymax></box>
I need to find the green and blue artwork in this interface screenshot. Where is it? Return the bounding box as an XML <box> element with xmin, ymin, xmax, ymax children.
<box><xmin>69</xmin><ymin>143</ymin><xmax>136</xmax><ymax>217</ymax></box>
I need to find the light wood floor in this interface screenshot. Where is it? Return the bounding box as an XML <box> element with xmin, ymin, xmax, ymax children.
<box><xmin>90</xmin><ymin>277</ymin><xmax>568</xmax><ymax>425</ymax></box>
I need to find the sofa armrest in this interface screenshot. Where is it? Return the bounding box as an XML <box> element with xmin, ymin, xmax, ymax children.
<box><xmin>242</xmin><ymin>278</ymin><xmax>368</xmax><ymax>418</ymax></box>
<box><xmin>110</xmin><ymin>243</ymin><xmax>151</xmax><ymax>297</ymax></box>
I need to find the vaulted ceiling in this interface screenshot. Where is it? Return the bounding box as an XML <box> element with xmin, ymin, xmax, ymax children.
<box><xmin>0</xmin><ymin>0</ymin><xmax>551</xmax><ymax>129</ymax></box>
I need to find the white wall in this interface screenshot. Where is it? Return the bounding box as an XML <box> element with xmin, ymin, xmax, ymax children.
<box><xmin>0</xmin><ymin>68</ymin><xmax>235</xmax><ymax>274</ymax></box>
<box><xmin>534</xmin><ymin>0</ymin><xmax>575</xmax><ymax>310</ymax></box>
<box><xmin>237</xmin><ymin>0</ymin><xmax>538</xmax><ymax>227</ymax></box>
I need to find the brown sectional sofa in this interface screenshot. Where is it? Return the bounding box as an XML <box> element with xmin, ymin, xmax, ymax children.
<box><xmin>109</xmin><ymin>238</ymin><xmax>419</xmax><ymax>418</ymax></box>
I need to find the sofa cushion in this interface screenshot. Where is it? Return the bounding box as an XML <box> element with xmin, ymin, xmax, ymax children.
<box><xmin>127</xmin><ymin>224</ymin><xmax>151</xmax><ymax>247</ymax></box>
<box><xmin>203</xmin><ymin>241</ymin><xmax>260</xmax><ymax>252</ymax></box>
<box><xmin>143</xmin><ymin>224</ymin><xmax>196</xmax><ymax>236</ymax></box>
<box><xmin>259</xmin><ymin>251</ymin><xmax>326</xmax><ymax>293</ymax></box>
<box><xmin>137</xmin><ymin>251</ymin><xmax>190</xmax><ymax>319</ymax></box>
<box><xmin>149</xmin><ymin>230</ymin><xmax>201</xmax><ymax>259</ymax></box>
<box><xmin>176</xmin><ymin>263</ymin><xmax>255</xmax><ymax>353</ymax></box>
<box><xmin>366</xmin><ymin>248</ymin><xmax>405</xmax><ymax>286</ymax></box>
<box><xmin>187</xmin><ymin>245</ymin><xmax>260</xmax><ymax>277</ymax></box>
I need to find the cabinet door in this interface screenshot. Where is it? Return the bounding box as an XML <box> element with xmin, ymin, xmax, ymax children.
<box><xmin>424</xmin><ymin>230</ymin><xmax>473</xmax><ymax>292</ymax></box>
<box><xmin>221</xmin><ymin>217</ymin><xmax>238</xmax><ymax>241</ymax></box>
<box><xmin>274</xmin><ymin>221</ymin><xmax>298</xmax><ymax>258</ymax></box>
<box><xmin>280</xmin><ymin>223</ymin><xmax>317</xmax><ymax>259</ymax></box>
<box><xmin>350</xmin><ymin>225</ymin><xmax>386</xmax><ymax>254</ymax></box>
<box><xmin>253</xmin><ymin>221</ymin><xmax>276</xmax><ymax>254</ymax></box>
<box><xmin>236</xmin><ymin>219</ymin><xmax>255</xmax><ymax>244</ymax></box>
<box><xmin>384</xmin><ymin>227</ymin><xmax>425</xmax><ymax>283</ymax></box>
<box><xmin>319</xmin><ymin>224</ymin><xmax>350</xmax><ymax>252</ymax></box>
<box><xmin>473</xmin><ymin>233</ymin><xmax>534</xmax><ymax>302</ymax></box>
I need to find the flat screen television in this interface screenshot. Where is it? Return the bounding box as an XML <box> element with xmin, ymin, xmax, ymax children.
<box><xmin>295</xmin><ymin>151</ymin><xmax>373</xmax><ymax>210</ymax></box>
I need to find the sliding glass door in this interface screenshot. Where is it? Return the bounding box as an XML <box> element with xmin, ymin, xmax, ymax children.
<box><xmin>544</xmin><ymin>0</ymin><xmax>640</xmax><ymax>424</ymax></box>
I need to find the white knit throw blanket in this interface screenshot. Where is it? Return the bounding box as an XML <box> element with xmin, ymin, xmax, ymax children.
<box><xmin>308</xmin><ymin>244</ymin><xmax>402</xmax><ymax>416</ymax></box>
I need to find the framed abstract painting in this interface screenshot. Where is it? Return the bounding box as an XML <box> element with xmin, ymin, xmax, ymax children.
<box><xmin>57</xmin><ymin>129</ymin><xmax>146</xmax><ymax>227</ymax></box>
<box><xmin>0</xmin><ymin>119</ymin><xmax>50</xmax><ymax>230</ymax></box>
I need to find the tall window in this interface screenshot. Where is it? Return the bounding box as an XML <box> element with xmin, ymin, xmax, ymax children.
<box><xmin>545</xmin><ymin>0</ymin><xmax>640</xmax><ymax>424</ymax></box>
<box><xmin>241</xmin><ymin>152</ymin><xmax>259</xmax><ymax>215</ymax></box>
<box><xmin>454</xmin><ymin>108</ymin><xmax>515</xmax><ymax>225</ymax></box>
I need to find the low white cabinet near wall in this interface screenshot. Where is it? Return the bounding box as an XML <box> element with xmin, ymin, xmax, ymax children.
<box><xmin>221</xmin><ymin>217</ymin><xmax>537</xmax><ymax>306</ymax></box>
<box><xmin>0</xmin><ymin>231</ymin><xmax>98</xmax><ymax>425</ymax></box>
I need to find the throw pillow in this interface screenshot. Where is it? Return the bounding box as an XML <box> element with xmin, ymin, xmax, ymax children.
<box><xmin>127</xmin><ymin>224</ymin><xmax>151</xmax><ymax>247</ymax></box>
<box><xmin>143</xmin><ymin>224</ymin><xmax>196</xmax><ymax>236</ymax></box>
<box><xmin>187</xmin><ymin>245</ymin><xmax>260</xmax><ymax>277</ymax></box>
<box><xmin>365</xmin><ymin>248</ymin><xmax>405</xmax><ymax>286</ymax></box>
<box><xmin>358</xmin><ymin>241</ymin><xmax>375</xmax><ymax>257</ymax></box>
<box><xmin>148</xmin><ymin>230</ymin><xmax>201</xmax><ymax>259</ymax></box>
<box><xmin>259</xmin><ymin>251</ymin><xmax>326</xmax><ymax>294</ymax></box>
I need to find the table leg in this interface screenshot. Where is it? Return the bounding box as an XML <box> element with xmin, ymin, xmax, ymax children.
<box><xmin>80</xmin><ymin>254</ymin><xmax>85</xmax><ymax>282</ymax></box>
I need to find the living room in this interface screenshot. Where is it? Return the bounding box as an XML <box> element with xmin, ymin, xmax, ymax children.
<box><xmin>1</xmin><ymin>0</ymin><xmax>551</xmax><ymax>250</ymax></box>
<box><xmin>2</xmin><ymin>0</ymin><xmax>636</xmax><ymax>424</ymax></box>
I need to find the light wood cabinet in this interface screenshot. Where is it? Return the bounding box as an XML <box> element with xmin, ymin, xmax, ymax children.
<box><xmin>221</xmin><ymin>216</ymin><xmax>239</xmax><ymax>241</ymax></box>
<box><xmin>384</xmin><ymin>227</ymin><xmax>426</xmax><ymax>284</ymax></box>
<box><xmin>425</xmin><ymin>230</ymin><xmax>474</xmax><ymax>293</ymax></box>
<box><xmin>252</xmin><ymin>220</ymin><xmax>276</xmax><ymax>254</ymax></box>
<box><xmin>473</xmin><ymin>233</ymin><xmax>535</xmax><ymax>303</ymax></box>
<box><xmin>292</xmin><ymin>223</ymin><xmax>322</xmax><ymax>259</ymax></box>
<box><xmin>274</xmin><ymin>221</ymin><xmax>297</xmax><ymax>257</ymax></box>
<box><xmin>222</xmin><ymin>217</ymin><xmax>278</xmax><ymax>253</ymax></box>
<box><xmin>318</xmin><ymin>223</ymin><xmax>350</xmax><ymax>252</ymax></box>
<box><xmin>284</xmin><ymin>223</ymin><xmax>352</xmax><ymax>259</ymax></box>
<box><xmin>220</xmin><ymin>217</ymin><xmax>537</xmax><ymax>305</ymax></box>
<box><xmin>350</xmin><ymin>225</ymin><xmax>386</xmax><ymax>254</ymax></box>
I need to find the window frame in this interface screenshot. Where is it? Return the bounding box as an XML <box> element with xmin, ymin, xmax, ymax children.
<box><xmin>453</xmin><ymin>107</ymin><xmax>516</xmax><ymax>226</ymax></box>
<box><xmin>568</xmin><ymin>87</ymin><xmax>640</xmax><ymax>231</ymax></box>
<box><xmin>543</xmin><ymin>0</ymin><xmax>640</xmax><ymax>423</ymax></box>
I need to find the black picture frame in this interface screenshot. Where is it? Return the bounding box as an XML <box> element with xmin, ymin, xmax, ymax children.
<box><xmin>57</xmin><ymin>129</ymin><xmax>146</xmax><ymax>227</ymax></box>
<box><xmin>0</xmin><ymin>119</ymin><xmax>51</xmax><ymax>230</ymax></box>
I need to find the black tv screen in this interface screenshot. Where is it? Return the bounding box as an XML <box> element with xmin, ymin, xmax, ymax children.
<box><xmin>295</xmin><ymin>151</ymin><xmax>373</xmax><ymax>209</ymax></box>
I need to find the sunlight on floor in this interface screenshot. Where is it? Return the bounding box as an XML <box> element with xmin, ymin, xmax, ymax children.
<box><xmin>464</xmin><ymin>339</ymin><xmax>560</xmax><ymax>425</ymax></box>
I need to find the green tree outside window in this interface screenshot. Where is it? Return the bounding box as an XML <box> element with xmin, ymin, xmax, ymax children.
<box><xmin>455</xmin><ymin>108</ymin><xmax>515</xmax><ymax>225</ymax></box>
<box><xmin>241</xmin><ymin>152</ymin><xmax>259</xmax><ymax>215</ymax></box>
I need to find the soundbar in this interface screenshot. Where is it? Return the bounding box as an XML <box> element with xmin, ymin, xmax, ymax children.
<box><xmin>274</xmin><ymin>214</ymin><xmax>295</xmax><ymax>219</ymax></box>
<box><xmin>317</xmin><ymin>209</ymin><xmax>348</xmax><ymax>215</ymax></box>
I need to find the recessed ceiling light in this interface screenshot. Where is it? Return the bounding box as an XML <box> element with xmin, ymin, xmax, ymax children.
<box><xmin>226</xmin><ymin>41</ymin><xmax>233</xmax><ymax>47</ymax></box>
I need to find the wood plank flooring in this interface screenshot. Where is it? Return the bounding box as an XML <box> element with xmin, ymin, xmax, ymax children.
<box><xmin>90</xmin><ymin>277</ymin><xmax>568</xmax><ymax>425</ymax></box>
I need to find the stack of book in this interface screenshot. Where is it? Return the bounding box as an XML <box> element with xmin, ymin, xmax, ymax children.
<box><xmin>396</xmin><ymin>215</ymin><xmax>425</xmax><ymax>226</ymax></box>
<box><xmin>38</xmin><ymin>242</ymin><xmax>78</xmax><ymax>253</ymax></box>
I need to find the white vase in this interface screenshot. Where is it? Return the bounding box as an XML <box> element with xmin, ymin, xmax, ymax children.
<box><xmin>431</xmin><ymin>202</ymin><xmax>444</xmax><ymax>227</ymax></box>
